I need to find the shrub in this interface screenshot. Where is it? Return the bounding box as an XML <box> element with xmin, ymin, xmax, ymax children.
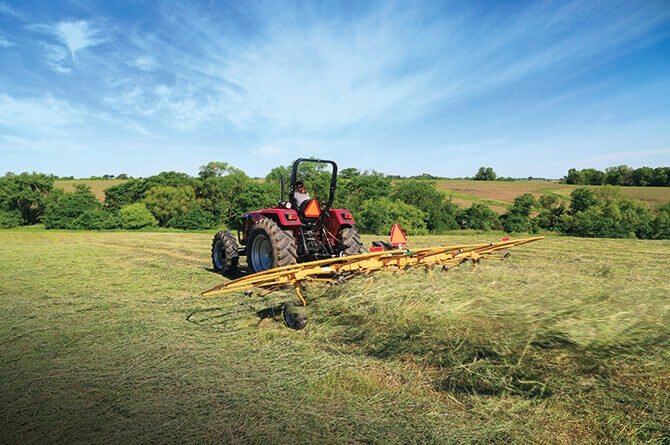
<box><xmin>502</xmin><ymin>193</ymin><xmax>539</xmax><ymax>233</ymax></box>
<box><xmin>166</xmin><ymin>206</ymin><xmax>215</xmax><ymax>230</ymax></box>
<box><xmin>502</xmin><ymin>213</ymin><xmax>537</xmax><ymax>233</ymax></box>
<box><xmin>144</xmin><ymin>186</ymin><xmax>196</xmax><ymax>226</ymax></box>
<box><xmin>457</xmin><ymin>204</ymin><xmax>501</xmax><ymax>231</ymax></box>
<box><xmin>339</xmin><ymin>174</ymin><xmax>392</xmax><ymax>211</ymax></box>
<box><xmin>564</xmin><ymin>197</ymin><xmax>654</xmax><ymax>239</ymax></box>
<box><xmin>104</xmin><ymin>179</ymin><xmax>145</xmax><ymax>209</ymax></box>
<box><xmin>72</xmin><ymin>209</ymin><xmax>121</xmax><ymax>230</ymax></box>
<box><xmin>0</xmin><ymin>209</ymin><xmax>22</xmax><ymax>228</ymax></box>
<box><xmin>357</xmin><ymin>197</ymin><xmax>428</xmax><ymax>235</ymax></box>
<box><xmin>43</xmin><ymin>185</ymin><xmax>101</xmax><ymax>229</ymax></box>
<box><xmin>651</xmin><ymin>203</ymin><xmax>670</xmax><ymax>239</ymax></box>
<box><xmin>392</xmin><ymin>180</ymin><xmax>458</xmax><ymax>233</ymax></box>
<box><xmin>569</xmin><ymin>188</ymin><xmax>598</xmax><ymax>214</ymax></box>
<box><xmin>119</xmin><ymin>203</ymin><xmax>158</xmax><ymax>229</ymax></box>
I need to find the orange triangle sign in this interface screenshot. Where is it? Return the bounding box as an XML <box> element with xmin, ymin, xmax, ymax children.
<box><xmin>304</xmin><ymin>200</ymin><xmax>321</xmax><ymax>218</ymax></box>
<box><xmin>389</xmin><ymin>223</ymin><xmax>408</xmax><ymax>246</ymax></box>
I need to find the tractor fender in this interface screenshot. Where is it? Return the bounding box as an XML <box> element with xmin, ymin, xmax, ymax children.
<box><xmin>325</xmin><ymin>209</ymin><xmax>356</xmax><ymax>235</ymax></box>
<box><xmin>245</xmin><ymin>209</ymin><xmax>302</xmax><ymax>227</ymax></box>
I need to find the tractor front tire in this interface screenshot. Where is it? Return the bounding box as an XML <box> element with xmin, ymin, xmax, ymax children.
<box><xmin>246</xmin><ymin>217</ymin><xmax>297</xmax><ymax>273</ymax></box>
<box><xmin>211</xmin><ymin>230</ymin><xmax>239</xmax><ymax>275</ymax></box>
<box><xmin>338</xmin><ymin>226</ymin><xmax>367</xmax><ymax>255</ymax></box>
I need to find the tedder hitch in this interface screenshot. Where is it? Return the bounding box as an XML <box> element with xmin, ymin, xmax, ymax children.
<box><xmin>201</xmin><ymin>237</ymin><xmax>543</xmax><ymax>329</ymax></box>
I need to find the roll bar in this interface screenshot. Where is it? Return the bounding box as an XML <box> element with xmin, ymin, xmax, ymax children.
<box><xmin>289</xmin><ymin>158</ymin><xmax>338</xmax><ymax>214</ymax></box>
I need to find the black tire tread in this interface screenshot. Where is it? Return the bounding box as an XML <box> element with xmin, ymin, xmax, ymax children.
<box><xmin>339</xmin><ymin>226</ymin><xmax>367</xmax><ymax>255</ymax></box>
<box><xmin>247</xmin><ymin>217</ymin><xmax>297</xmax><ymax>273</ymax></box>
<box><xmin>211</xmin><ymin>230</ymin><xmax>239</xmax><ymax>275</ymax></box>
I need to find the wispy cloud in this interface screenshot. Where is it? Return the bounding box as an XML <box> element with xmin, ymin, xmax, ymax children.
<box><xmin>0</xmin><ymin>33</ymin><xmax>13</xmax><ymax>47</ymax></box>
<box><xmin>28</xmin><ymin>20</ymin><xmax>106</xmax><ymax>72</ymax></box>
<box><xmin>131</xmin><ymin>55</ymin><xmax>155</xmax><ymax>72</ymax></box>
<box><xmin>0</xmin><ymin>2</ymin><xmax>23</xmax><ymax>19</ymax></box>
<box><xmin>39</xmin><ymin>43</ymin><xmax>71</xmax><ymax>73</ymax></box>
<box><xmin>0</xmin><ymin>93</ymin><xmax>85</xmax><ymax>134</ymax></box>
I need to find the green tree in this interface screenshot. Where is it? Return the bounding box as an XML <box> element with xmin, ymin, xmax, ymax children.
<box><xmin>119</xmin><ymin>203</ymin><xmax>158</xmax><ymax>229</ymax></box>
<box><xmin>581</xmin><ymin>168</ymin><xmax>605</xmax><ymax>185</ymax></box>
<box><xmin>473</xmin><ymin>167</ymin><xmax>497</xmax><ymax>181</ymax></box>
<box><xmin>72</xmin><ymin>209</ymin><xmax>120</xmax><ymax>230</ymax></box>
<box><xmin>569</xmin><ymin>188</ymin><xmax>598</xmax><ymax>214</ymax></box>
<box><xmin>564</xmin><ymin>168</ymin><xmax>584</xmax><ymax>185</ymax></box>
<box><xmin>457</xmin><ymin>204</ymin><xmax>501</xmax><ymax>231</ymax></box>
<box><xmin>104</xmin><ymin>179</ymin><xmax>146</xmax><ymax>209</ymax></box>
<box><xmin>0</xmin><ymin>210</ymin><xmax>22</xmax><ymax>228</ymax></box>
<box><xmin>43</xmin><ymin>185</ymin><xmax>102</xmax><ymax>229</ymax></box>
<box><xmin>198</xmin><ymin>161</ymin><xmax>241</xmax><ymax>179</ymax></box>
<box><xmin>357</xmin><ymin>197</ymin><xmax>428</xmax><ymax>235</ymax></box>
<box><xmin>535</xmin><ymin>194</ymin><xmax>565</xmax><ymax>231</ymax></box>
<box><xmin>0</xmin><ymin>172</ymin><xmax>54</xmax><ymax>224</ymax></box>
<box><xmin>605</xmin><ymin>165</ymin><xmax>633</xmax><ymax>186</ymax></box>
<box><xmin>502</xmin><ymin>193</ymin><xmax>539</xmax><ymax>233</ymax></box>
<box><xmin>631</xmin><ymin>167</ymin><xmax>654</xmax><ymax>186</ymax></box>
<box><xmin>339</xmin><ymin>167</ymin><xmax>360</xmax><ymax>179</ymax></box>
<box><xmin>167</xmin><ymin>206</ymin><xmax>215</xmax><ymax>230</ymax></box>
<box><xmin>144</xmin><ymin>186</ymin><xmax>197</xmax><ymax>226</ymax></box>
<box><xmin>339</xmin><ymin>174</ymin><xmax>392</xmax><ymax>211</ymax></box>
<box><xmin>143</xmin><ymin>171</ymin><xmax>195</xmax><ymax>190</ymax></box>
<box><xmin>392</xmin><ymin>180</ymin><xmax>458</xmax><ymax>232</ymax></box>
<box><xmin>195</xmin><ymin>169</ymin><xmax>255</xmax><ymax>226</ymax></box>
<box><xmin>651</xmin><ymin>203</ymin><xmax>670</xmax><ymax>239</ymax></box>
<box><xmin>538</xmin><ymin>194</ymin><xmax>558</xmax><ymax>209</ymax></box>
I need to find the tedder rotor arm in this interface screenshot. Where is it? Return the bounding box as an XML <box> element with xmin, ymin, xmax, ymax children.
<box><xmin>202</xmin><ymin>237</ymin><xmax>544</xmax><ymax>305</ymax></box>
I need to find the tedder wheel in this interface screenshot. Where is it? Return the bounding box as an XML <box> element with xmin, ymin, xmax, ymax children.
<box><xmin>211</xmin><ymin>230</ymin><xmax>239</xmax><ymax>275</ymax></box>
<box><xmin>246</xmin><ymin>217</ymin><xmax>297</xmax><ymax>274</ymax></box>
<box><xmin>283</xmin><ymin>301</ymin><xmax>307</xmax><ymax>330</ymax></box>
<box><xmin>338</xmin><ymin>226</ymin><xmax>368</xmax><ymax>255</ymax></box>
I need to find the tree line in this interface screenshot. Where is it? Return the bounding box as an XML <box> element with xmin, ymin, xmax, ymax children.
<box><xmin>563</xmin><ymin>165</ymin><xmax>670</xmax><ymax>186</ymax></box>
<box><xmin>0</xmin><ymin>161</ymin><xmax>669</xmax><ymax>239</ymax></box>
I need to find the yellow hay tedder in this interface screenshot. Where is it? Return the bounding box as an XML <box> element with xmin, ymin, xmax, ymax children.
<box><xmin>202</xmin><ymin>234</ymin><xmax>543</xmax><ymax>329</ymax></box>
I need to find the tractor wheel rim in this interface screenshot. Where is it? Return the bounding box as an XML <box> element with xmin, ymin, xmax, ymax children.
<box><xmin>213</xmin><ymin>239</ymin><xmax>225</xmax><ymax>269</ymax></box>
<box><xmin>251</xmin><ymin>234</ymin><xmax>273</xmax><ymax>271</ymax></box>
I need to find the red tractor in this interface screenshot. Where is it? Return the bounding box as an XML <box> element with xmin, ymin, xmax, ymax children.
<box><xmin>211</xmin><ymin>158</ymin><xmax>366</xmax><ymax>275</ymax></box>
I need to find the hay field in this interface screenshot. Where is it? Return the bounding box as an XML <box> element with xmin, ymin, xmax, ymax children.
<box><xmin>1</xmin><ymin>229</ymin><xmax>668</xmax><ymax>443</ymax></box>
<box><xmin>436</xmin><ymin>180</ymin><xmax>670</xmax><ymax>212</ymax></box>
<box><xmin>53</xmin><ymin>179</ymin><xmax>127</xmax><ymax>201</ymax></box>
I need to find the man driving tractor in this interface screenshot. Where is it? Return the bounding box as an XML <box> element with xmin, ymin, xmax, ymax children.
<box><xmin>293</xmin><ymin>181</ymin><xmax>310</xmax><ymax>207</ymax></box>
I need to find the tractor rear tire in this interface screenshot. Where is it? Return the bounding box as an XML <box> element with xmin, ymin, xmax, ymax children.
<box><xmin>338</xmin><ymin>226</ymin><xmax>367</xmax><ymax>255</ymax></box>
<box><xmin>246</xmin><ymin>217</ymin><xmax>297</xmax><ymax>273</ymax></box>
<box><xmin>211</xmin><ymin>230</ymin><xmax>239</xmax><ymax>276</ymax></box>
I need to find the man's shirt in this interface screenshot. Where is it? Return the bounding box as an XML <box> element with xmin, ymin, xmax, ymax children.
<box><xmin>294</xmin><ymin>191</ymin><xmax>310</xmax><ymax>207</ymax></box>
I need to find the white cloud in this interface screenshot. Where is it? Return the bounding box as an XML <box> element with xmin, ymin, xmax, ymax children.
<box><xmin>53</xmin><ymin>20</ymin><xmax>105</xmax><ymax>59</ymax></box>
<box><xmin>0</xmin><ymin>94</ymin><xmax>85</xmax><ymax>132</ymax></box>
<box><xmin>39</xmin><ymin>43</ymin><xmax>71</xmax><ymax>73</ymax></box>
<box><xmin>0</xmin><ymin>2</ymin><xmax>23</xmax><ymax>19</ymax></box>
<box><xmin>131</xmin><ymin>55</ymin><xmax>155</xmax><ymax>71</ymax></box>
<box><xmin>0</xmin><ymin>33</ymin><xmax>13</xmax><ymax>47</ymax></box>
<box><xmin>29</xmin><ymin>20</ymin><xmax>106</xmax><ymax>72</ymax></box>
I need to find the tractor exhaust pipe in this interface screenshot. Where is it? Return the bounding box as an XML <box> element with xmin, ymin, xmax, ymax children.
<box><xmin>280</xmin><ymin>175</ymin><xmax>285</xmax><ymax>203</ymax></box>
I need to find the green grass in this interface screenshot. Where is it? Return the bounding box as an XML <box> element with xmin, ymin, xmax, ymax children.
<box><xmin>1</xmin><ymin>229</ymin><xmax>668</xmax><ymax>443</ymax></box>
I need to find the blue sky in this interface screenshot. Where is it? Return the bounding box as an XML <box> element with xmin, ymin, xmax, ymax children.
<box><xmin>0</xmin><ymin>0</ymin><xmax>669</xmax><ymax>178</ymax></box>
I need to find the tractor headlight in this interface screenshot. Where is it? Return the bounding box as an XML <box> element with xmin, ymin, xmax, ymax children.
<box><xmin>286</xmin><ymin>202</ymin><xmax>292</xmax><ymax>209</ymax></box>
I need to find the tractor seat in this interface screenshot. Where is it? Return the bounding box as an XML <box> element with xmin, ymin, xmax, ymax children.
<box><xmin>298</xmin><ymin>199</ymin><xmax>322</xmax><ymax>220</ymax></box>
